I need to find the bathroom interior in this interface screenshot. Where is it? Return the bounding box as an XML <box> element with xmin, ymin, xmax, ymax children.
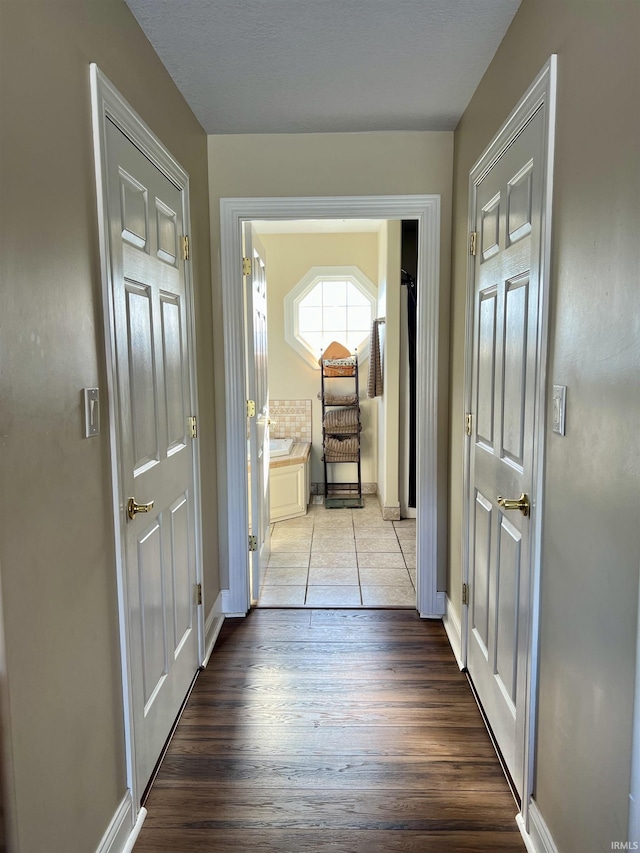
<box><xmin>250</xmin><ymin>218</ymin><xmax>419</xmax><ymax>608</ymax></box>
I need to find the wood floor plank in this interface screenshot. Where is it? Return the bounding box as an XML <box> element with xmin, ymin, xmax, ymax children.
<box><xmin>308</xmin><ymin>608</ymin><xmax>423</xmax><ymax>623</ymax></box>
<box><xmin>182</xmin><ymin>686</ymin><xmax>476</xmax><ymax>708</ymax></box>
<box><xmin>215</xmin><ymin>622</ymin><xmax>455</xmax><ymax>642</ymax></box>
<box><xmin>210</xmin><ymin>641</ymin><xmax>453</xmax><ymax>658</ymax></box>
<box><xmin>135</xmin><ymin>828</ymin><xmax>525</xmax><ymax>852</ymax></box>
<box><xmin>151</xmin><ymin>756</ymin><xmax>514</xmax><ymax>792</ymax></box>
<box><xmin>142</xmin><ymin>789</ymin><xmax>518</xmax><ymax>830</ymax></box>
<box><xmin>135</xmin><ymin>608</ymin><xmax>524</xmax><ymax>851</ymax></box>
<box><xmin>203</xmin><ymin>658</ymin><xmax>463</xmax><ymax>679</ymax></box>
<box><xmin>169</xmin><ymin>725</ymin><xmax>496</xmax><ymax>757</ymax></box>
<box><xmin>177</xmin><ymin>706</ymin><xmax>484</xmax><ymax>728</ymax></box>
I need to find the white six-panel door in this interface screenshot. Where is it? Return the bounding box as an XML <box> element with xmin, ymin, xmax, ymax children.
<box><xmin>106</xmin><ymin>118</ymin><xmax>200</xmax><ymax>797</ymax></box>
<box><xmin>467</xmin><ymin>107</ymin><xmax>545</xmax><ymax>795</ymax></box>
<box><xmin>244</xmin><ymin>226</ymin><xmax>271</xmax><ymax>602</ymax></box>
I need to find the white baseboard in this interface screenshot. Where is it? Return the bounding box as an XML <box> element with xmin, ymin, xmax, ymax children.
<box><xmin>517</xmin><ymin>800</ymin><xmax>559</xmax><ymax>853</ymax></box>
<box><xmin>443</xmin><ymin>595</ymin><xmax>464</xmax><ymax>670</ymax></box>
<box><xmin>221</xmin><ymin>588</ymin><xmax>231</xmax><ymax>611</ymax></box>
<box><xmin>221</xmin><ymin>588</ymin><xmax>246</xmax><ymax>617</ymax></box>
<box><xmin>122</xmin><ymin>807</ymin><xmax>147</xmax><ymax>853</ymax></box>
<box><xmin>203</xmin><ymin>591</ymin><xmax>225</xmax><ymax>667</ymax></box>
<box><xmin>528</xmin><ymin>800</ymin><xmax>559</xmax><ymax>853</ymax></box>
<box><xmin>95</xmin><ymin>792</ymin><xmax>134</xmax><ymax>853</ymax></box>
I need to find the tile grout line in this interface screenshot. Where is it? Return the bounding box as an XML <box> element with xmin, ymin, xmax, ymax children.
<box><xmin>260</xmin><ymin>497</ymin><xmax>417</xmax><ymax>607</ymax></box>
<box><xmin>395</xmin><ymin>521</ymin><xmax>414</xmax><ymax>591</ymax></box>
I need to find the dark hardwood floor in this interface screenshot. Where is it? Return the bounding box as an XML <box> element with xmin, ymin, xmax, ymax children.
<box><xmin>135</xmin><ymin>609</ymin><xmax>524</xmax><ymax>852</ymax></box>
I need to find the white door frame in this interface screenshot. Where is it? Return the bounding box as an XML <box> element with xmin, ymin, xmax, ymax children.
<box><xmin>461</xmin><ymin>57</ymin><xmax>557</xmax><ymax>831</ymax></box>
<box><xmin>219</xmin><ymin>195</ymin><xmax>442</xmax><ymax>618</ymax></box>
<box><xmin>90</xmin><ymin>64</ymin><xmax>205</xmax><ymax>813</ymax></box>
<box><xmin>244</xmin><ymin>225</ymin><xmax>271</xmax><ymax>602</ymax></box>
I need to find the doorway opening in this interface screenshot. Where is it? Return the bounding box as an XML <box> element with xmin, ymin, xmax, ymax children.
<box><xmin>246</xmin><ymin>218</ymin><xmax>417</xmax><ymax>608</ymax></box>
<box><xmin>220</xmin><ymin>195</ymin><xmax>443</xmax><ymax>619</ymax></box>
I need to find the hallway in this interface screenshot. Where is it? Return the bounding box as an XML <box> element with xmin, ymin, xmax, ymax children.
<box><xmin>135</xmin><ymin>609</ymin><xmax>524</xmax><ymax>851</ymax></box>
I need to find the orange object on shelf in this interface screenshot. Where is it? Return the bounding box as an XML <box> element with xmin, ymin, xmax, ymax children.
<box><xmin>319</xmin><ymin>341</ymin><xmax>356</xmax><ymax>376</ymax></box>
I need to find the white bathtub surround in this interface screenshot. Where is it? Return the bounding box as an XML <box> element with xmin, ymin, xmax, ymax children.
<box><xmin>269</xmin><ymin>441</ymin><xmax>311</xmax><ymax>523</ymax></box>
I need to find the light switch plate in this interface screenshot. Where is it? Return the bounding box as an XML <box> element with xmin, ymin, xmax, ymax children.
<box><xmin>83</xmin><ymin>388</ymin><xmax>100</xmax><ymax>437</ymax></box>
<box><xmin>552</xmin><ymin>385</ymin><xmax>566</xmax><ymax>435</ymax></box>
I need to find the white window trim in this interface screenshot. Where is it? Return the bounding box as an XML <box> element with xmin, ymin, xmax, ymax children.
<box><xmin>284</xmin><ymin>265</ymin><xmax>376</xmax><ymax>369</ymax></box>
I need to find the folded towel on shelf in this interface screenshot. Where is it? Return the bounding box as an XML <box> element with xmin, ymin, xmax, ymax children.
<box><xmin>323</xmin><ymin>435</ymin><xmax>359</xmax><ymax>462</ymax></box>
<box><xmin>324</xmin><ymin>407</ymin><xmax>360</xmax><ymax>434</ymax></box>
<box><xmin>367</xmin><ymin>319</ymin><xmax>383</xmax><ymax>398</ymax></box>
<box><xmin>317</xmin><ymin>392</ymin><xmax>359</xmax><ymax>406</ymax></box>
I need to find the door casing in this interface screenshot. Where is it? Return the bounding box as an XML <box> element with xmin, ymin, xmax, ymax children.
<box><xmin>461</xmin><ymin>56</ymin><xmax>557</xmax><ymax>834</ymax></box>
<box><xmin>244</xmin><ymin>225</ymin><xmax>271</xmax><ymax>601</ymax></box>
<box><xmin>90</xmin><ymin>64</ymin><xmax>205</xmax><ymax>814</ymax></box>
<box><xmin>219</xmin><ymin>195</ymin><xmax>442</xmax><ymax>618</ymax></box>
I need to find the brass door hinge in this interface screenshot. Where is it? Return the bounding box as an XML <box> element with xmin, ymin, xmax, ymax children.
<box><xmin>462</xmin><ymin>583</ymin><xmax>470</xmax><ymax>606</ymax></box>
<box><xmin>247</xmin><ymin>400</ymin><xmax>256</xmax><ymax>418</ymax></box>
<box><xmin>188</xmin><ymin>415</ymin><xmax>198</xmax><ymax>438</ymax></box>
<box><xmin>248</xmin><ymin>534</ymin><xmax>258</xmax><ymax>552</ymax></box>
<box><xmin>196</xmin><ymin>582</ymin><xmax>202</xmax><ymax>606</ymax></box>
<box><xmin>465</xmin><ymin>412</ymin><xmax>473</xmax><ymax>437</ymax></box>
<box><xmin>469</xmin><ymin>231</ymin><xmax>477</xmax><ymax>257</ymax></box>
<box><xmin>243</xmin><ymin>257</ymin><xmax>252</xmax><ymax>276</ymax></box>
<box><xmin>182</xmin><ymin>235</ymin><xmax>190</xmax><ymax>261</ymax></box>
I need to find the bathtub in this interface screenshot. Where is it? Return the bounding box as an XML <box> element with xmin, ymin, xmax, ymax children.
<box><xmin>248</xmin><ymin>436</ymin><xmax>295</xmax><ymax>461</ymax></box>
<box><xmin>269</xmin><ymin>437</ymin><xmax>295</xmax><ymax>458</ymax></box>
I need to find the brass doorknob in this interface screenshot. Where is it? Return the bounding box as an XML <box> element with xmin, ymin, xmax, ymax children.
<box><xmin>497</xmin><ymin>493</ymin><xmax>530</xmax><ymax>517</ymax></box>
<box><xmin>127</xmin><ymin>497</ymin><xmax>155</xmax><ymax>520</ymax></box>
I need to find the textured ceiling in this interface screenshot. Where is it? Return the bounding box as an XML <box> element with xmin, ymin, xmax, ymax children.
<box><xmin>125</xmin><ymin>0</ymin><xmax>521</xmax><ymax>134</ymax></box>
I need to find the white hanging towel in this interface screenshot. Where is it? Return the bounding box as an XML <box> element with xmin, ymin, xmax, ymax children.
<box><xmin>367</xmin><ymin>319</ymin><xmax>383</xmax><ymax>398</ymax></box>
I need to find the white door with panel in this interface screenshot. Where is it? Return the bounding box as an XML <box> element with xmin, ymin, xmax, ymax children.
<box><xmin>466</xmin><ymin>107</ymin><xmax>545</xmax><ymax>795</ymax></box>
<box><xmin>106</xmin><ymin>119</ymin><xmax>200</xmax><ymax>797</ymax></box>
<box><xmin>244</xmin><ymin>226</ymin><xmax>270</xmax><ymax>602</ymax></box>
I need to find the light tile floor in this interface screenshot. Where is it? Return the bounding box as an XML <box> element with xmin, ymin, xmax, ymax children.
<box><xmin>258</xmin><ymin>496</ymin><xmax>417</xmax><ymax>608</ymax></box>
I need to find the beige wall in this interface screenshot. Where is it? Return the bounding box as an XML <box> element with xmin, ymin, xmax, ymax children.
<box><xmin>449</xmin><ymin>1</ymin><xmax>640</xmax><ymax>849</ymax></box>
<box><xmin>260</xmin><ymin>231</ymin><xmax>379</xmax><ymax>484</ymax></box>
<box><xmin>208</xmin><ymin>131</ymin><xmax>453</xmax><ymax>587</ymax></box>
<box><xmin>0</xmin><ymin>2</ymin><xmax>217</xmax><ymax>850</ymax></box>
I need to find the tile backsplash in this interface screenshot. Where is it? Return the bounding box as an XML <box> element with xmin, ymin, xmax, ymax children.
<box><xmin>270</xmin><ymin>399</ymin><xmax>312</xmax><ymax>442</ymax></box>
